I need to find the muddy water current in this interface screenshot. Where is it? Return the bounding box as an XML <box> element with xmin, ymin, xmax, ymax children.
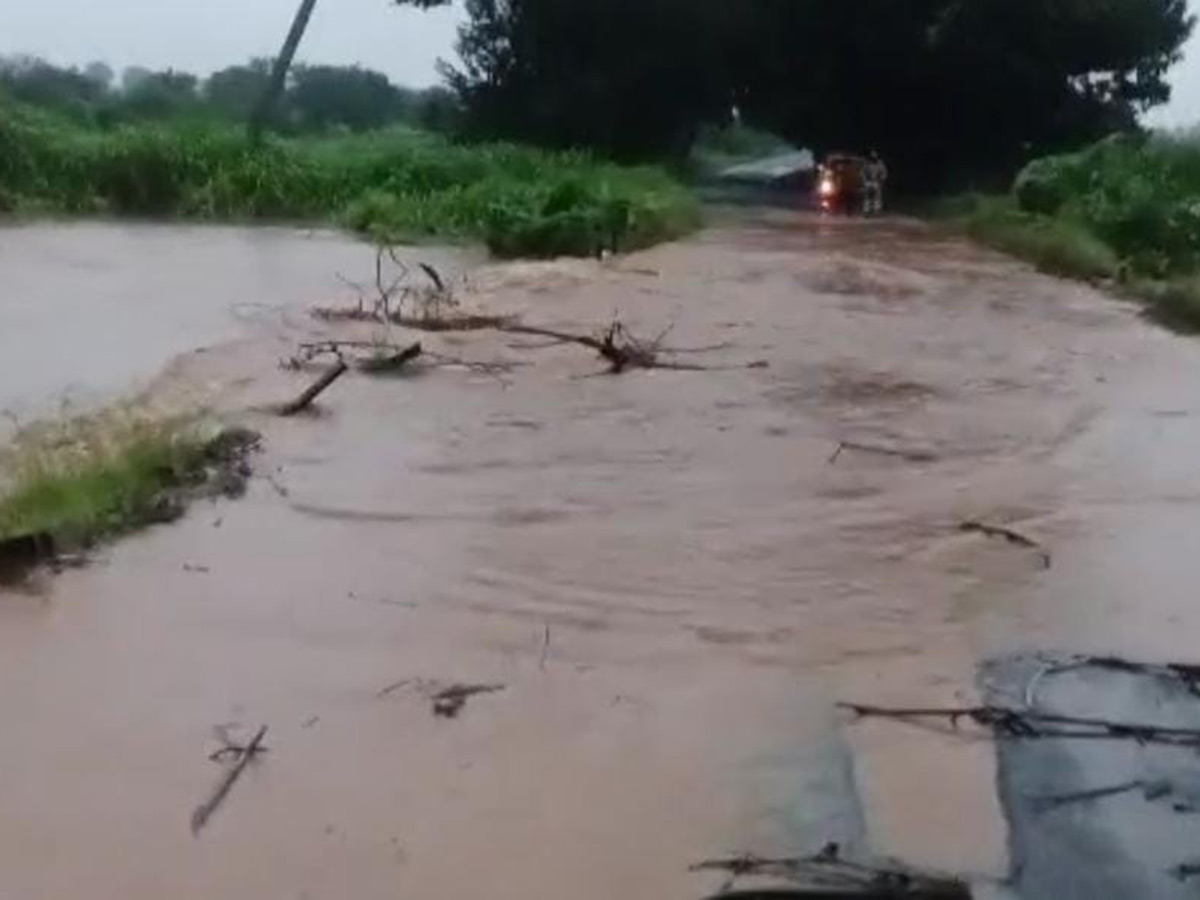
<box><xmin>3</xmin><ymin>212</ymin><xmax>1200</xmax><ymax>899</ymax></box>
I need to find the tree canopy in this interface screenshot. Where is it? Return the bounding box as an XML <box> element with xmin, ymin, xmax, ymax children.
<box><xmin>400</xmin><ymin>0</ymin><xmax>1195</xmax><ymax>188</ymax></box>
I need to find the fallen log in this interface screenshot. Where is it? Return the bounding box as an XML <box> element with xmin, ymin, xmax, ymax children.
<box><xmin>191</xmin><ymin>725</ymin><xmax>268</xmax><ymax>835</ymax></box>
<box><xmin>278</xmin><ymin>360</ymin><xmax>348</xmax><ymax>416</ymax></box>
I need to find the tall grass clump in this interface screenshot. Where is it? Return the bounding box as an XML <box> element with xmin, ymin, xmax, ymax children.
<box><xmin>0</xmin><ymin>100</ymin><xmax>700</xmax><ymax>256</ymax></box>
<box><xmin>0</xmin><ymin>412</ymin><xmax>254</xmax><ymax>549</ymax></box>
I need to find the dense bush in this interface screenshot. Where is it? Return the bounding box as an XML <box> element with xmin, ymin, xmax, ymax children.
<box><xmin>0</xmin><ymin>100</ymin><xmax>698</xmax><ymax>257</ymax></box>
<box><xmin>1014</xmin><ymin>134</ymin><xmax>1200</xmax><ymax>277</ymax></box>
<box><xmin>943</xmin><ymin>134</ymin><xmax>1200</xmax><ymax>330</ymax></box>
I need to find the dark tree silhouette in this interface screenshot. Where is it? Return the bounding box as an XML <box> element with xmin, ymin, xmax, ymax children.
<box><xmin>398</xmin><ymin>0</ymin><xmax>1195</xmax><ymax>187</ymax></box>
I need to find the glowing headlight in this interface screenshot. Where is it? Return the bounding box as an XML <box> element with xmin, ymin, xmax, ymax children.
<box><xmin>818</xmin><ymin>178</ymin><xmax>836</xmax><ymax>198</ymax></box>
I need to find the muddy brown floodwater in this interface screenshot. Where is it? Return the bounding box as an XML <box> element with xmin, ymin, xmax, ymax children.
<box><xmin>4</xmin><ymin>210</ymin><xmax>1200</xmax><ymax>900</ymax></box>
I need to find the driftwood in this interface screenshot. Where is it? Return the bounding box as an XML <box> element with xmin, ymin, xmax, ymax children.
<box><xmin>960</xmin><ymin>520</ymin><xmax>1050</xmax><ymax>568</ymax></box>
<box><xmin>431</xmin><ymin>683</ymin><xmax>505</xmax><ymax>719</ymax></box>
<box><xmin>376</xmin><ymin>678</ymin><xmax>413</xmax><ymax>699</ymax></box>
<box><xmin>278</xmin><ymin>360</ymin><xmax>348</xmax><ymax>416</ymax></box>
<box><xmin>419</xmin><ymin>262</ymin><xmax>446</xmax><ymax>293</ymax></box>
<box><xmin>191</xmin><ymin>725</ymin><xmax>268</xmax><ymax>835</ymax></box>
<box><xmin>693</xmin><ymin>848</ymin><xmax>970</xmax><ymax>899</ymax></box>
<box><xmin>829</xmin><ymin>441</ymin><xmax>938</xmax><ymax>464</ymax></box>
<box><xmin>839</xmin><ymin>702</ymin><xmax>1200</xmax><ymax>747</ymax></box>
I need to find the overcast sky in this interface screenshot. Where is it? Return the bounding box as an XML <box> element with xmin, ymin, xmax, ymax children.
<box><xmin>0</xmin><ymin>0</ymin><xmax>1197</xmax><ymax>126</ymax></box>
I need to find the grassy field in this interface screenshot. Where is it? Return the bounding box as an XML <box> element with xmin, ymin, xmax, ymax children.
<box><xmin>938</xmin><ymin>133</ymin><xmax>1200</xmax><ymax>328</ymax></box>
<box><xmin>0</xmin><ymin>100</ymin><xmax>700</xmax><ymax>257</ymax></box>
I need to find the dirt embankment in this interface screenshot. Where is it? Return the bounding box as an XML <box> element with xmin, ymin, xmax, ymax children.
<box><xmin>4</xmin><ymin>211</ymin><xmax>1200</xmax><ymax>900</ymax></box>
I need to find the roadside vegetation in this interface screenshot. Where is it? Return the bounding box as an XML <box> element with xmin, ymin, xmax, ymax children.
<box><xmin>0</xmin><ymin>412</ymin><xmax>256</xmax><ymax>556</ymax></box>
<box><xmin>938</xmin><ymin>132</ymin><xmax>1200</xmax><ymax>329</ymax></box>
<box><xmin>0</xmin><ymin>99</ymin><xmax>699</xmax><ymax>257</ymax></box>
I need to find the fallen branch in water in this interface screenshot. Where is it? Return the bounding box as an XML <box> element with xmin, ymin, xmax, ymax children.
<box><xmin>501</xmin><ymin>321</ymin><xmax>764</xmax><ymax>374</ymax></box>
<box><xmin>839</xmin><ymin>702</ymin><xmax>1200</xmax><ymax>747</ymax></box>
<box><xmin>430</xmin><ymin>683</ymin><xmax>505</xmax><ymax>719</ymax></box>
<box><xmin>376</xmin><ymin>678</ymin><xmax>413</xmax><ymax>699</ymax></box>
<box><xmin>960</xmin><ymin>520</ymin><xmax>1051</xmax><ymax>568</ymax></box>
<box><xmin>829</xmin><ymin>441</ymin><xmax>939</xmax><ymax>464</ymax></box>
<box><xmin>539</xmin><ymin>624</ymin><xmax>552</xmax><ymax>671</ymax></box>
<box><xmin>356</xmin><ymin>342</ymin><xmax>423</xmax><ymax>374</ymax></box>
<box><xmin>191</xmin><ymin>725</ymin><xmax>268</xmax><ymax>835</ymax></box>
<box><xmin>692</xmin><ymin>846</ymin><xmax>970</xmax><ymax>899</ymax></box>
<box><xmin>278</xmin><ymin>360</ymin><xmax>348</xmax><ymax>416</ymax></box>
<box><xmin>1030</xmin><ymin>779</ymin><xmax>1166</xmax><ymax>813</ymax></box>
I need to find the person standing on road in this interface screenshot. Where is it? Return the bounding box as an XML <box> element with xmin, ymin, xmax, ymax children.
<box><xmin>865</xmin><ymin>151</ymin><xmax>888</xmax><ymax>214</ymax></box>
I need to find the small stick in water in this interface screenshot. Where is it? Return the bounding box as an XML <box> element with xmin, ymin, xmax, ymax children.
<box><xmin>278</xmin><ymin>360</ymin><xmax>348</xmax><ymax>416</ymax></box>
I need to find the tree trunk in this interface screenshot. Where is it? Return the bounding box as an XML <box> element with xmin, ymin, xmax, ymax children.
<box><xmin>249</xmin><ymin>0</ymin><xmax>319</xmax><ymax>142</ymax></box>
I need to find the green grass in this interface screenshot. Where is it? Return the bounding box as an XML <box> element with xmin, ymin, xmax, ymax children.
<box><xmin>0</xmin><ymin>414</ymin><xmax>245</xmax><ymax>547</ymax></box>
<box><xmin>0</xmin><ymin>101</ymin><xmax>700</xmax><ymax>257</ymax></box>
<box><xmin>938</xmin><ymin>194</ymin><xmax>1120</xmax><ymax>280</ymax></box>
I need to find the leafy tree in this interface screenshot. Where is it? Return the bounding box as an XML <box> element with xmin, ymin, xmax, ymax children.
<box><xmin>399</xmin><ymin>0</ymin><xmax>1195</xmax><ymax>187</ymax></box>
<box><xmin>286</xmin><ymin>64</ymin><xmax>410</xmax><ymax>131</ymax></box>
<box><xmin>402</xmin><ymin>0</ymin><xmax>733</xmax><ymax>159</ymax></box>
<box><xmin>121</xmin><ymin>66</ymin><xmax>153</xmax><ymax>94</ymax></box>
<box><xmin>0</xmin><ymin>57</ymin><xmax>105</xmax><ymax>113</ymax></box>
<box><xmin>205</xmin><ymin>59</ymin><xmax>273</xmax><ymax>120</ymax></box>
<box><xmin>84</xmin><ymin>62</ymin><xmax>114</xmax><ymax>92</ymax></box>
<box><xmin>119</xmin><ymin>69</ymin><xmax>200</xmax><ymax>119</ymax></box>
<box><xmin>413</xmin><ymin>85</ymin><xmax>462</xmax><ymax>133</ymax></box>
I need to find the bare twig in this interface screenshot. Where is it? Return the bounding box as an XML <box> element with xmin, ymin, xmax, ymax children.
<box><xmin>278</xmin><ymin>360</ymin><xmax>348</xmax><ymax>416</ymax></box>
<box><xmin>419</xmin><ymin>262</ymin><xmax>446</xmax><ymax>293</ymax></box>
<box><xmin>1030</xmin><ymin>780</ymin><xmax>1155</xmax><ymax>813</ymax></box>
<box><xmin>377</xmin><ymin>678</ymin><xmax>413</xmax><ymax>699</ymax></box>
<box><xmin>830</xmin><ymin>441</ymin><xmax>939</xmax><ymax>464</ymax></box>
<box><xmin>191</xmin><ymin>725</ymin><xmax>268</xmax><ymax>836</ymax></box>
<box><xmin>960</xmin><ymin>520</ymin><xmax>1051</xmax><ymax>568</ymax></box>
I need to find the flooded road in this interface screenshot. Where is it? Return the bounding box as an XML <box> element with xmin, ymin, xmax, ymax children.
<box><xmin>3</xmin><ymin>212</ymin><xmax>1200</xmax><ymax>899</ymax></box>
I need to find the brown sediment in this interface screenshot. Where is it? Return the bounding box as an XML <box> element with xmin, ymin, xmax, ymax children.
<box><xmin>4</xmin><ymin>211</ymin><xmax>1200</xmax><ymax>898</ymax></box>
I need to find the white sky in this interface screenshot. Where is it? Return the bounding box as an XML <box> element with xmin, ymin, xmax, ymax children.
<box><xmin>0</xmin><ymin>0</ymin><xmax>1197</xmax><ymax>125</ymax></box>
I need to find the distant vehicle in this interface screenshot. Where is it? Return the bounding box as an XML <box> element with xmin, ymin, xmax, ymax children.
<box><xmin>815</xmin><ymin>153</ymin><xmax>870</xmax><ymax>215</ymax></box>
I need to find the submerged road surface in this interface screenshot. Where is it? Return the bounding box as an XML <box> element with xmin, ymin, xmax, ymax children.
<box><xmin>3</xmin><ymin>212</ymin><xmax>1200</xmax><ymax>899</ymax></box>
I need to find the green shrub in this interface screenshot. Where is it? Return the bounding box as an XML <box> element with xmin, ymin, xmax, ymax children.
<box><xmin>1013</xmin><ymin>133</ymin><xmax>1200</xmax><ymax>277</ymax></box>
